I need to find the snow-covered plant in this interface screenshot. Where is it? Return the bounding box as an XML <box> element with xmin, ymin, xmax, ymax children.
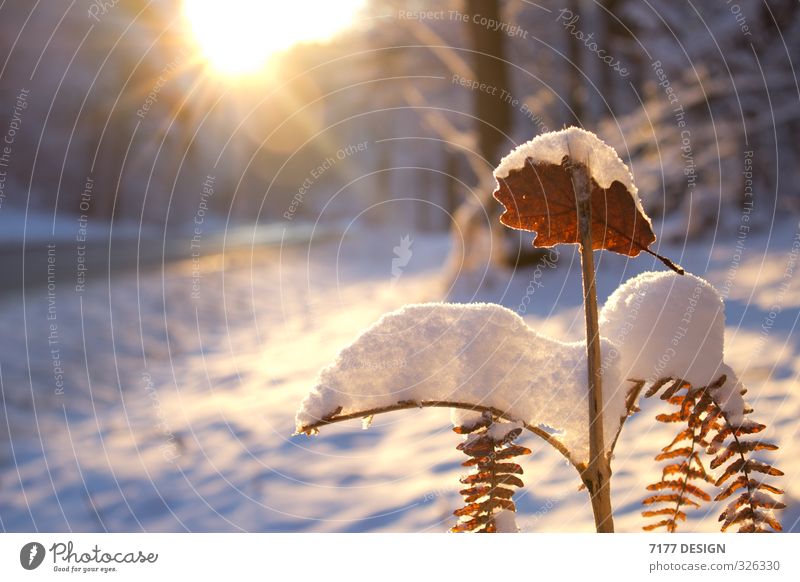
<box><xmin>294</xmin><ymin>129</ymin><xmax>782</xmax><ymax>533</ymax></box>
<box><xmin>493</xmin><ymin>128</ymin><xmax>683</xmax><ymax>532</ymax></box>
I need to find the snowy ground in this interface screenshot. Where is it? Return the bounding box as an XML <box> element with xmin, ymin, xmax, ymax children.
<box><xmin>0</xmin><ymin>219</ymin><xmax>798</xmax><ymax>532</ymax></box>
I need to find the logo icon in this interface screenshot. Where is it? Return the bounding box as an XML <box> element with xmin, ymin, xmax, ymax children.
<box><xmin>391</xmin><ymin>235</ymin><xmax>413</xmax><ymax>285</ymax></box>
<box><xmin>20</xmin><ymin>542</ymin><xmax>45</xmax><ymax>570</ymax></box>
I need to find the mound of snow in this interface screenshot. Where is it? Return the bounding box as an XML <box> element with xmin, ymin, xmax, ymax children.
<box><xmin>296</xmin><ymin>271</ymin><xmax>747</xmax><ymax>463</ymax></box>
<box><xmin>295</xmin><ymin>302</ymin><xmax>624</xmax><ymax>463</ymax></box>
<box><xmin>600</xmin><ymin>270</ymin><xmax>745</xmax><ymax>420</ymax></box>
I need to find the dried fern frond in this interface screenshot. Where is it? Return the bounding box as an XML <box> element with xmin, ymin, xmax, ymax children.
<box><xmin>709</xmin><ymin>403</ymin><xmax>785</xmax><ymax>533</ymax></box>
<box><xmin>640</xmin><ymin>375</ymin><xmax>784</xmax><ymax>533</ymax></box>
<box><xmin>641</xmin><ymin>379</ymin><xmax>716</xmax><ymax>532</ymax></box>
<box><xmin>451</xmin><ymin>412</ymin><xmax>531</xmax><ymax>533</ymax></box>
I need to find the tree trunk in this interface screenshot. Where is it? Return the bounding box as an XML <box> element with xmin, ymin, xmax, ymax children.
<box><xmin>566</xmin><ymin>0</ymin><xmax>584</xmax><ymax>125</ymax></box>
<box><xmin>463</xmin><ymin>0</ymin><xmax>513</xmax><ymax>273</ymax></box>
<box><xmin>465</xmin><ymin>0</ymin><xmax>511</xmax><ymax>164</ymax></box>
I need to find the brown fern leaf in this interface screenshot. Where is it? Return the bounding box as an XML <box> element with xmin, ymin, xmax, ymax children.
<box><xmin>715</xmin><ymin>476</ymin><xmax>749</xmax><ymax>501</ymax></box>
<box><xmin>452</xmin><ymin>414</ymin><xmax>493</xmax><ymax>434</ymax></box>
<box><xmin>494</xmin><ymin>445</ymin><xmax>533</xmax><ymax>460</ymax></box>
<box><xmin>642</xmin><ymin>375</ymin><xmax>784</xmax><ymax>533</ymax></box>
<box><xmin>715</xmin><ymin>477</ymin><xmax>784</xmax><ymax>502</ymax></box>
<box><xmin>709</xmin><ymin>422</ymin><xmax>766</xmax><ymax>453</ymax></box>
<box><xmin>709</xmin><ymin>410</ymin><xmax>784</xmax><ymax>532</ymax></box>
<box><xmin>660</xmin><ymin>379</ymin><xmax>688</xmax><ymax>401</ymax></box>
<box><xmin>710</xmin><ymin>441</ymin><xmax>779</xmax><ymax>469</ymax></box>
<box><xmin>643</xmin><ymin>508</ymin><xmax>687</xmax><ymax>521</ymax></box>
<box><xmin>655</xmin><ymin>447</ymin><xmax>694</xmax><ymax>461</ymax></box>
<box><xmin>644</xmin><ymin>378</ymin><xmax>674</xmax><ymax>399</ymax></box>
<box><xmin>492</xmin><ymin>463</ymin><xmax>524</xmax><ymax>474</ymax></box>
<box><xmin>661</xmin><ymin>462</ymin><xmax>714</xmax><ymax>484</ymax></box>
<box><xmin>662</xmin><ymin>428</ymin><xmax>695</xmax><ymax>451</ymax></box>
<box><xmin>745</xmin><ymin>460</ymin><xmax>784</xmax><ymax>477</ymax></box>
<box><xmin>451</xmin><ymin>413</ymin><xmax>530</xmax><ymax>533</ymax></box>
<box><xmin>640</xmin><ymin>378</ymin><xmax>716</xmax><ymax>532</ymax></box>
<box><xmin>655</xmin><ymin>412</ymin><xmax>686</xmax><ymax>423</ymax></box>
<box><xmin>460</xmin><ymin>485</ymin><xmax>516</xmax><ymax>502</ymax></box>
<box><xmin>646</xmin><ymin>480</ymin><xmax>711</xmax><ymax>501</ymax></box>
<box><xmin>643</xmin><ymin>494</ymin><xmax>701</xmax><ymax>508</ymax></box>
<box><xmin>643</xmin><ymin>519</ymin><xmax>679</xmax><ymax>532</ymax></box>
<box><xmin>715</xmin><ymin>459</ymin><xmax>746</xmax><ymax>486</ymax></box>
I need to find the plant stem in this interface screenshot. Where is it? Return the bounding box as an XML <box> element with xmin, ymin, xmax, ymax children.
<box><xmin>297</xmin><ymin>399</ymin><xmax>581</xmax><ymax>470</ymax></box>
<box><xmin>571</xmin><ymin>161</ymin><xmax>615</xmax><ymax>533</ymax></box>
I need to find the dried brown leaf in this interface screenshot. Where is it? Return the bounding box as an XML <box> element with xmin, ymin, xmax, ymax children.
<box><xmin>644</xmin><ymin>378</ymin><xmax>672</xmax><ymax>399</ymax></box>
<box><xmin>715</xmin><ymin>458</ymin><xmax>746</xmax><ymax>486</ymax></box>
<box><xmin>643</xmin><ymin>494</ymin><xmax>701</xmax><ymax>508</ymax></box>
<box><xmin>746</xmin><ymin>460</ymin><xmax>784</xmax><ymax>477</ymax></box>
<box><xmin>660</xmin><ymin>380</ymin><xmax>686</xmax><ymax>401</ymax></box>
<box><xmin>715</xmin><ymin>475</ymin><xmax>749</xmax><ymax>501</ymax></box>
<box><xmin>643</xmin><ymin>520</ymin><xmax>678</xmax><ymax>532</ymax></box>
<box><xmin>655</xmin><ymin>447</ymin><xmax>694</xmax><ymax>461</ymax></box>
<box><xmin>642</xmin><ymin>508</ymin><xmax>687</xmax><ymax>521</ymax></box>
<box><xmin>711</xmin><ymin>441</ymin><xmax>779</xmax><ymax>470</ymax></box>
<box><xmin>494</xmin><ymin>445</ymin><xmax>532</xmax><ymax>460</ymax></box>
<box><xmin>662</xmin><ymin>428</ymin><xmax>694</xmax><ymax>451</ymax></box>
<box><xmin>496</xmin><ymin>428</ymin><xmax>524</xmax><ymax>445</ymax></box>
<box><xmin>646</xmin><ymin>480</ymin><xmax>711</xmax><ymax>501</ymax></box>
<box><xmin>656</xmin><ymin>411</ymin><xmax>686</xmax><ymax>423</ymax></box>
<box><xmin>493</xmin><ymin>157</ymin><xmax>682</xmax><ymax>271</ymax></box>
<box><xmin>452</xmin><ymin>413</ymin><xmax>493</xmax><ymax>434</ymax></box>
<box><xmin>492</xmin><ymin>463</ymin><xmax>523</xmax><ymax>475</ymax></box>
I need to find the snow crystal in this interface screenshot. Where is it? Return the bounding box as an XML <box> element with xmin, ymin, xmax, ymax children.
<box><xmin>296</xmin><ymin>302</ymin><xmax>625</xmax><ymax>464</ymax></box>
<box><xmin>493</xmin><ymin>127</ymin><xmax>650</xmax><ymax>228</ymax></box>
<box><xmin>600</xmin><ymin>270</ymin><xmax>745</xmax><ymax>421</ymax></box>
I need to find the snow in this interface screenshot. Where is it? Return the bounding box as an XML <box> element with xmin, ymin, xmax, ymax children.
<box><xmin>450</xmin><ymin>408</ymin><xmax>486</xmax><ymax>431</ymax></box>
<box><xmin>493</xmin><ymin>127</ymin><xmax>651</xmax><ymax>228</ymax></box>
<box><xmin>600</xmin><ymin>271</ymin><xmax>745</xmax><ymax>421</ymax></box>
<box><xmin>458</xmin><ymin>419</ymin><xmax>523</xmax><ymax>451</ymax></box>
<box><xmin>296</xmin><ymin>302</ymin><xmax>626</xmax><ymax>464</ymax></box>
<box><xmin>485</xmin><ymin>420</ymin><xmax>524</xmax><ymax>442</ymax></box>
<box><xmin>492</xmin><ymin>509</ymin><xmax>519</xmax><ymax>533</ymax></box>
<box><xmin>0</xmin><ymin>223</ymin><xmax>795</xmax><ymax>533</ymax></box>
<box><xmin>297</xmin><ymin>270</ymin><xmax>748</xmax><ymax>465</ymax></box>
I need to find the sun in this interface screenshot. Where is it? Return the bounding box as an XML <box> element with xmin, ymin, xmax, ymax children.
<box><xmin>183</xmin><ymin>0</ymin><xmax>366</xmax><ymax>76</ymax></box>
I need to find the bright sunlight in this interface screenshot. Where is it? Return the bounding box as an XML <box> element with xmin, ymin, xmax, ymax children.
<box><xmin>183</xmin><ymin>0</ymin><xmax>366</xmax><ymax>75</ymax></box>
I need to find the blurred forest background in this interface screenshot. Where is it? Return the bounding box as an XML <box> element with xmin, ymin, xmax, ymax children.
<box><xmin>1</xmin><ymin>0</ymin><xmax>797</xmax><ymax>264</ymax></box>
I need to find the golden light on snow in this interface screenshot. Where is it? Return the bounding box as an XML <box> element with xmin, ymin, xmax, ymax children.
<box><xmin>182</xmin><ymin>0</ymin><xmax>366</xmax><ymax>76</ymax></box>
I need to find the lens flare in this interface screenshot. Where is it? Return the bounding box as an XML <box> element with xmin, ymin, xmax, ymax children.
<box><xmin>183</xmin><ymin>0</ymin><xmax>366</xmax><ymax>76</ymax></box>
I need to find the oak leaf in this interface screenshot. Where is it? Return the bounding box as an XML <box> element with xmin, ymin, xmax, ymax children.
<box><xmin>494</xmin><ymin>155</ymin><xmax>683</xmax><ymax>273</ymax></box>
